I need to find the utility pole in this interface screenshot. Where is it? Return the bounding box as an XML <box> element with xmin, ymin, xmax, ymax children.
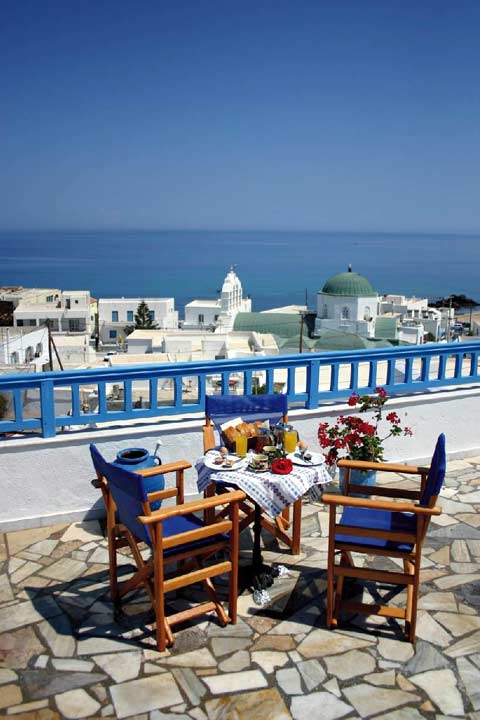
<box><xmin>46</xmin><ymin>320</ymin><xmax>53</xmax><ymax>370</ymax></box>
<box><xmin>299</xmin><ymin>312</ymin><xmax>305</xmax><ymax>354</ymax></box>
<box><xmin>46</xmin><ymin>320</ymin><xmax>64</xmax><ymax>371</ymax></box>
<box><xmin>446</xmin><ymin>296</ymin><xmax>453</xmax><ymax>343</ymax></box>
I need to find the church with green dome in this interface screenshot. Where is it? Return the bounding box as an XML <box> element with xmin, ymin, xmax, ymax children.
<box><xmin>315</xmin><ymin>266</ymin><xmax>379</xmax><ymax>339</ymax></box>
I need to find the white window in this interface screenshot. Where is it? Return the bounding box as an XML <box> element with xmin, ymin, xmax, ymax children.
<box><xmin>364</xmin><ymin>306</ymin><xmax>371</xmax><ymax>321</ymax></box>
<box><xmin>341</xmin><ymin>306</ymin><xmax>350</xmax><ymax>320</ymax></box>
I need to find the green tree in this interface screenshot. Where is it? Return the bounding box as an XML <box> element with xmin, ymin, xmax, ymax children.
<box><xmin>124</xmin><ymin>301</ymin><xmax>158</xmax><ymax>336</ymax></box>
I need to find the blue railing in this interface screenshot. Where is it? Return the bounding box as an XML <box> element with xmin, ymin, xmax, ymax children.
<box><xmin>0</xmin><ymin>341</ymin><xmax>479</xmax><ymax>438</ymax></box>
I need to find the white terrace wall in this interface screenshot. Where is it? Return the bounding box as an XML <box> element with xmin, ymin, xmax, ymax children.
<box><xmin>1</xmin><ymin>386</ymin><xmax>479</xmax><ymax>531</ymax></box>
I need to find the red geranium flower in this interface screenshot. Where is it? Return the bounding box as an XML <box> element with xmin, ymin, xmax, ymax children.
<box><xmin>317</xmin><ymin>388</ymin><xmax>413</xmax><ymax>465</ymax></box>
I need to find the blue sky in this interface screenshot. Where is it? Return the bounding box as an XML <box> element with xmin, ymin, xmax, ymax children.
<box><xmin>1</xmin><ymin>0</ymin><xmax>479</xmax><ymax>232</ymax></box>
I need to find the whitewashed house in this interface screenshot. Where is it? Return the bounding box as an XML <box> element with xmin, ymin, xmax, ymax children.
<box><xmin>98</xmin><ymin>298</ymin><xmax>178</xmax><ymax>345</ymax></box>
<box><xmin>13</xmin><ymin>290</ymin><xmax>93</xmax><ymax>335</ymax></box>
<box><xmin>183</xmin><ymin>268</ymin><xmax>252</xmax><ymax>331</ymax></box>
<box><xmin>378</xmin><ymin>295</ymin><xmax>449</xmax><ymax>343</ymax></box>
<box><xmin>0</xmin><ymin>326</ymin><xmax>49</xmax><ymax>371</ymax></box>
<box><xmin>124</xmin><ymin>328</ymin><xmax>278</xmax><ymax>362</ymax></box>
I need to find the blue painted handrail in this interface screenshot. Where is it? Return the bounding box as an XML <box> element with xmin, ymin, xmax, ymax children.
<box><xmin>0</xmin><ymin>341</ymin><xmax>478</xmax><ymax>438</ymax></box>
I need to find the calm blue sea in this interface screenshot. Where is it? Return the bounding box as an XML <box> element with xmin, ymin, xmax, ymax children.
<box><xmin>0</xmin><ymin>230</ymin><xmax>479</xmax><ymax>315</ymax></box>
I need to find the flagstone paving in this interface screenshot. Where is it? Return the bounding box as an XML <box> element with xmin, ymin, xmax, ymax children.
<box><xmin>1</xmin><ymin>458</ymin><xmax>480</xmax><ymax>718</ymax></box>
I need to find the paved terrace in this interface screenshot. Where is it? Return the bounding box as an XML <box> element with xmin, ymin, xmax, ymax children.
<box><xmin>1</xmin><ymin>459</ymin><xmax>480</xmax><ymax>719</ymax></box>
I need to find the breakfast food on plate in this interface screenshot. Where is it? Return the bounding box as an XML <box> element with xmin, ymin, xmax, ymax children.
<box><xmin>220</xmin><ymin>446</ymin><xmax>228</xmax><ymax>456</ymax></box>
<box><xmin>214</xmin><ymin>456</ymin><xmax>224</xmax><ymax>465</ymax></box>
<box><xmin>223</xmin><ymin>459</ymin><xmax>234</xmax><ymax>468</ymax></box>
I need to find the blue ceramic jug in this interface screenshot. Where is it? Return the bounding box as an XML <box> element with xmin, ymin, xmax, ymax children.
<box><xmin>114</xmin><ymin>447</ymin><xmax>165</xmax><ymax>510</ymax></box>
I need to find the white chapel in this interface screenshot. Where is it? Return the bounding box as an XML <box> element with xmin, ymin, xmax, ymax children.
<box><xmin>315</xmin><ymin>266</ymin><xmax>379</xmax><ymax>338</ymax></box>
<box><xmin>183</xmin><ymin>267</ymin><xmax>252</xmax><ymax>331</ymax></box>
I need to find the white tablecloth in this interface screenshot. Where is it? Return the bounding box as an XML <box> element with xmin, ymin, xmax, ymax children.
<box><xmin>196</xmin><ymin>457</ymin><xmax>332</xmax><ymax>518</ymax></box>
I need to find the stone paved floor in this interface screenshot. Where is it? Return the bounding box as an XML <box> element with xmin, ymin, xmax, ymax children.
<box><xmin>1</xmin><ymin>458</ymin><xmax>480</xmax><ymax>719</ymax></box>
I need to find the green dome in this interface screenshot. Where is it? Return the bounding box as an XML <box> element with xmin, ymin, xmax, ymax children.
<box><xmin>321</xmin><ymin>271</ymin><xmax>376</xmax><ymax>297</ymax></box>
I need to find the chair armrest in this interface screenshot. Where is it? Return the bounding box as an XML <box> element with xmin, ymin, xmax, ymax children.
<box><xmin>337</xmin><ymin>459</ymin><xmax>429</xmax><ymax>475</ymax></box>
<box><xmin>322</xmin><ymin>493</ymin><xmax>441</xmax><ymax>516</ymax></box>
<box><xmin>136</xmin><ymin>460</ymin><xmax>192</xmax><ymax>478</ymax></box>
<box><xmin>139</xmin><ymin>489</ymin><xmax>246</xmax><ymax>524</ymax></box>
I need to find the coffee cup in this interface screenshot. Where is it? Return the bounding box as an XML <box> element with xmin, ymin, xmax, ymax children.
<box><xmin>250</xmin><ymin>453</ymin><xmax>268</xmax><ymax>470</ymax></box>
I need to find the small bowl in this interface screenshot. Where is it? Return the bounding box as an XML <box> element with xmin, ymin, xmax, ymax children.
<box><xmin>263</xmin><ymin>446</ymin><xmax>277</xmax><ymax>456</ymax></box>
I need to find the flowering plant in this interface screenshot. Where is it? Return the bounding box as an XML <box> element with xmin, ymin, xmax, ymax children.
<box><xmin>317</xmin><ymin>388</ymin><xmax>413</xmax><ymax>467</ymax></box>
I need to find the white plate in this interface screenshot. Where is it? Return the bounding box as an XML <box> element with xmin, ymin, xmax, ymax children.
<box><xmin>287</xmin><ymin>451</ymin><xmax>325</xmax><ymax>466</ymax></box>
<box><xmin>204</xmin><ymin>453</ymin><xmax>248</xmax><ymax>471</ymax></box>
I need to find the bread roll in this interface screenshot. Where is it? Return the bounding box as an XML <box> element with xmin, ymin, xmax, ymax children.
<box><xmin>224</xmin><ymin>426</ymin><xmax>238</xmax><ymax>445</ymax></box>
<box><xmin>235</xmin><ymin>422</ymin><xmax>250</xmax><ymax>436</ymax></box>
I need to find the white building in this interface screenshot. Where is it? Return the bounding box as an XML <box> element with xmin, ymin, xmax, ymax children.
<box><xmin>315</xmin><ymin>268</ymin><xmax>379</xmax><ymax>338</ymax></box>
<box><xmin>13</xmin><ymin>290</ymin><xmax>94</xmax><ymax>335</ymax></box>
<box><xmin>0</xmin><ymin>326</ymin><xmax>49</xmax><ymax>371</ymax></box>
<box><xmin>378</xmin><ymin>295</ymin><xmax>451</xmax><ymax>343</ymax></box>
<box><xmin>124</xmin><ymin>328</ymin><xmax>277</xmax><ymax>362</ymax></box>
<box><xmin>98</xmin><ymin>298</ymin><xmax>178</xmax><ymax>345</ymax></box>
<box><xmin>183</xmin><ymin>268</ymin><xmax>252</xmax><ymax>331</ymax></box>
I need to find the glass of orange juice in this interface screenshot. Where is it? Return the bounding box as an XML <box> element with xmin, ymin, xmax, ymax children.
<box><xmin>284</xmin><ymin>429</ymin><xmax>298</xmax><ymax>454</ymax></box>
<box><xmin>235</xmin><ymin>434</ymin><xmax>248</xmax><ymax>457</ymax></box>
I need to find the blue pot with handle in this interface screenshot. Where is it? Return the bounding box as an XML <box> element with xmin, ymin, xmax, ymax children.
<box><xmin>339</xmin><ymin>467</ymin><xmax>376</xmax><ymax>499</ymax></box>
<box><xmin>114</xmin><ymin>447</ymin><xmax>165</xmax><ymax>510</ymax></box>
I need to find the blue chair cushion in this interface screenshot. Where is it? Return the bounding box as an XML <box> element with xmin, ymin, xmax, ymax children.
<box><xmin>162</xmin><ymin>513</ymin><xmax>227</xmax><ymax>558</ymax></box>
<box><xmin>336</xmin><ymin>506</ymin><xmax>417</xmax><ymax>553</ymax></box>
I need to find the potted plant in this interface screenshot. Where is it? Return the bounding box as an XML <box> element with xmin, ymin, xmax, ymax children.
<box><xmin>317</xmin><ymin>388</ymin><xmax>413</xmax><ymax>494</ymax></box>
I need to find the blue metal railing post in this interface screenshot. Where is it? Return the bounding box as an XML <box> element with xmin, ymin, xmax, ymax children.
<box><xmin>1</xmin><ymin>341</ymin><xmax>479</xmax><ymax>436</ymax></box>
<box><xmin>40</xmin><ymin>380</ymin><xmax>56</xmax><ymax>438</ymax></box>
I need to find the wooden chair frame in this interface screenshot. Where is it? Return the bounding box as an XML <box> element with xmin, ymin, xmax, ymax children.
<box><xmin>203</xmin><ymin>405</ymin><xmax>302</xmax><ymax>555</ymax></box>
<box><xmin>93</xmin><ymin>459</ymin><xmax>245</xmax><ymax>651</ymax></box>
<box><xmin>323</xmin><ymin>458</ymin><xmax>442</xmax><ymax>643</ymax></box>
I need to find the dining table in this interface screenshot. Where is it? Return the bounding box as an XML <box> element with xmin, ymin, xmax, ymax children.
<box><xmin>196</xmin><ymin>452</ymin><xmax>332</xmax><ymax>603</ymax></box>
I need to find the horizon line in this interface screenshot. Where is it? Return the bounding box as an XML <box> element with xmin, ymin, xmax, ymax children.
<box><xmin>1</xmin><ymin>226</ymin><xmax>480</xmax><ymax>237</ymax></box>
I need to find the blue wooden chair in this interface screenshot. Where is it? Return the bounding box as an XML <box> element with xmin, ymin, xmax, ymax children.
<box><xmin>202</xmin><ymin>392</ymin><xmax>289</xmax><ymax>452</ymax></box>
<box><xmin>322</xmin><ymin>433</ymin><xmax>445</xmax><ymax>642</ymax></box>
<box><xmin>202</xmin><ymin>393</ymin><xmax>302</xmax><ymax>555</ymax></box>
<box><xmin>90</xmin><ymin>444</ymin><xmax>244</xmax><ymax>651</ymax></box>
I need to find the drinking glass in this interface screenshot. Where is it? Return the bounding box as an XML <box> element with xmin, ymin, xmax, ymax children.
<box><xmin>284</xmin><ymin>430</ymin><xmax>298</xmax><ymax>454</ymax></box>
<box><xmin>235</xmin><ymin>434</ymin><xmax>248</xmax><ymax>457</ymax></box>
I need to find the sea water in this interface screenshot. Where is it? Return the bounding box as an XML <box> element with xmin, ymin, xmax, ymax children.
<box><xmin>0</xmin><ymin>229</ymin><xmax>479</xmax><ymax>314</ymax></box>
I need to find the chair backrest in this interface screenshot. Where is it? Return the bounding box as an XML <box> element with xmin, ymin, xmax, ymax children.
<box><xmin>205</xmin><ymin>393</ymin><xmax>288</xmax><ymax>428</ymax></box>
<box><xmin>90</xmin><ymin>444</ymin><xmax>152</xmax><ymax>545</ymax></box>
<box><xmin>419</xmin><ymin>433</ymin><xmax>446</xmax><ymax>507</ymax></box>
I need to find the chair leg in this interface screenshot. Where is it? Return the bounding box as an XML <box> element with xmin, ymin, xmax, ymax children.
<box><xmin>204</xmin><ymin>482</ymin><xmax>216</xmax><ymax>526</ymax></box>
<box><xmin>405</xmin><ymin>558</ymin><xmax>420</xmax><ymax>644</ymax></box>
<box><xmin>203</xmin><ymin>576</ymin><xmax>229</xmax><ymax>626</ymax></box>
<box><xmin>334</xmin><ymin>550</ymin><xmax>352</xmax><ymax>620</ymax></box>
<box><xmin>152</xmin><ymin>530</ymin><xmax>168</xmax><ymax>652</ymax></box>
<box><xmin>327</xmin><ymin>519</ymin><xmax>336</xmax><ymax>628</ymax></box>
<box><xmin>107</xmin><ymin>526</ymin><xmax>119</xmax><ymax>603</ymax></box>
<box><xmin>291</xmin><ymin>498</ymin><xmax>302</xmax><ymax>555</ymax></box>
<box><xmin>229</xmin><ymin>501</ymin><xmax>239</xmax><ymax>625</ymax></box>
